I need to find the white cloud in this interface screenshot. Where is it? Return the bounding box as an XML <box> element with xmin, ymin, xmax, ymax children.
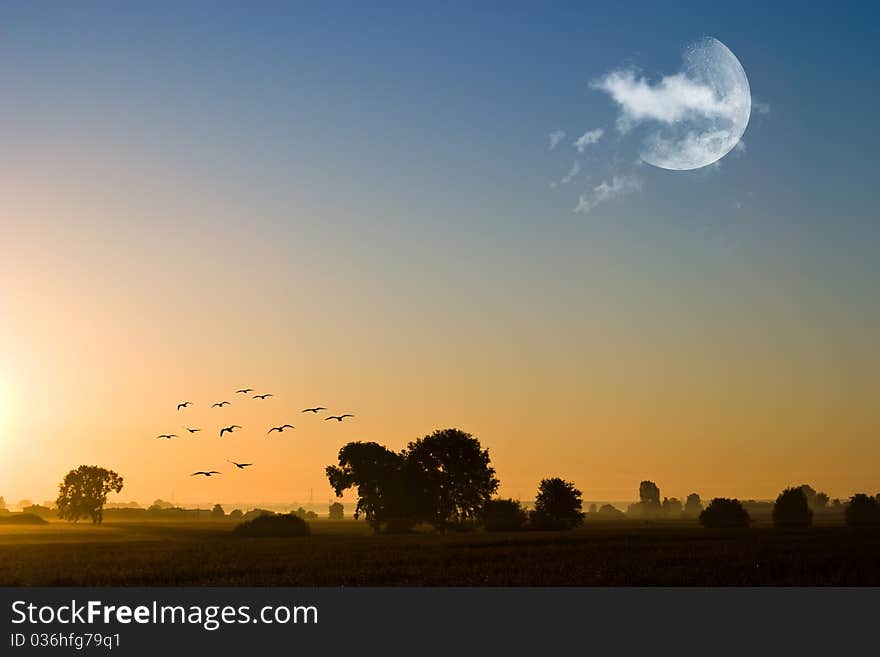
<box><xmin>573</xmin><ymin>128</ymin><xmax>604</xmax><ymax>153</ymax></box>
<box><xmin>591</xmin><ymin>70</ymin><xmax>742</xmax><ymax>133</ymax></box>
<box><xmin>574</xmin><ymin>175</ymin><xmax>641</xmax><ymax>214</ymax></box>
<box><xmin>753</xmin><ymin>100</ymin><xmax>770</xmax><ymax>115</ymax></box>
<box><xmin>589</xmin><ymin>38</ymin><xmax>751</xmax><ymax>171</ymax></box>
<box><xmin>548</xmin><ymin>130</ymin><xmax>566</xmax><ymax>150</ymax></box>
<box><xmin>551</xmin><ymin>160</ymin><xmax>581</xmax><ymax>188</ymax></box>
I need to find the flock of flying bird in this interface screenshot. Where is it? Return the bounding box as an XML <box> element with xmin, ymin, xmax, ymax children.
<box><xmin>154</xmin><ymin>388</ymin><xmax>355</xmax><ymax>478</ymax></box>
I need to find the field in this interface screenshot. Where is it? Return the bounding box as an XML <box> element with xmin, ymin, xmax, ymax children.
<box><xmin>1</xmin><ymin>518</ymin><xmax>879</xmax><ymax>586</ymax></box>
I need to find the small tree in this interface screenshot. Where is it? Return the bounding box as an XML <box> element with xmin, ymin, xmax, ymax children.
<box><xmin>845</xmin><ymin>494</ymin><xmax>880</xmax><ymax>528</ymax></box>
<box><xmin>684</xmin><ymin>493</ymin><xmax>703</xmax><ymax>518</ymax></box>
<box><xmin>699</xmin><ymin>498</ymin><xmax>750</xmax><ymax>528</ymax></box>
<box><xmin>328</xmin><ymin>502</ymin><xmax>344</xmax><ymax>520</ymax></box>
<box><xmin>772</xmin><ymin>487</ymin><xmax>812</xmax><ymax>528</ymax></box>
<box><xmin>211</xmin><ymin>504</ymin><xmax>225</xmax><ymax>519</ymax></box>
<box><xmin>662</xmin><ymin>497</ymin><xmax>682</xmax><ymax>518</ymax></box>
<box><xmin>531</xmin><ymin>478</ymin><xmax>585</xmax><ymax>530</ymax></box>
<box><xmin>482</xmin><ymin>499</ymin><xmax>528</xmax><ymax>532</ymax></box>
<box><xmin>0</xmin><ymin>496</ymin><xmax>5</xmax><ymax>510</ymax></box>
<box><xmin>229</xmin><ymin>509</ymin><xmax>243</xmax><ymax>520</ymax></box>
<box><xmin>56</xmin><ymin>466</ymin><xmax>123</xmax><ymax>524</ymax></box>
<box><xmin>638</xmin><ymin>480</ymin><xmax>662</xmax><ymax>518</ymax></box>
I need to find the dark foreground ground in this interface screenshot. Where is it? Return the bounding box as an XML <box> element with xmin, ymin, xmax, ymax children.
<box><xmin>1</xmin><ymin>519</ymin><xmax>878</xmax><ymax>586</ymax></box>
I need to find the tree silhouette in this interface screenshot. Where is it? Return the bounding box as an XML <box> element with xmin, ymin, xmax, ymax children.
<box><xmin>404</xmin><ymin>428</ymin><xmax>499</xmax><ymax>529</ymax></box>
<box><xmin>55</xmin><ymin>465</ymin><xmax>123</xmax><ymax>524</ymax></box>
<box><xmin>328</xmin><ymin>502</ymin><xmax>344</xmax><ymax>520</ymax></box>
<box><xmin>845</xmin><ymin>494</ymin><xmax>880</xmax><ymax>528</ymax></box>
<box><xmin>772</xmin><ymin>487</ymin><xmax>813</xmax><ymax>528</ymax></box>
<box><xmin>698</xmin><ymin>498</ymin><xmax>750</xmax><ymax>528</ymax></box>
<box><xmin>0</xmin><ymin>496</ymin><xmax>5</xmax><ymax>510</ymax></box>
<box><xmin>229</xmin><ymin>509</ymin><xmax>243</xmax><ymax>520</ymax></box>
<box><xmin>327</xmin><ymin>430</ymin><xmax>498</xmax><ymax>532</ymax></box>
<box><xmin>798</xmin><ymin>484</ymin><xmax>829</xmax><ymax>511</ymax></box>
<box><xmin>662</xmin><ymin>497</ymin><xmax>682</xmax><ymax>518</ymax></box>
<box><xmin>531</xmin><ymin>478</ymin><xmax>585</xmax><ymax>530</ymax></box>
<box><xmin>482</xmin><ymin>498</ymin><xmax>527</xmax><ymax>531</ymax></box>
<box><xmin>326</xmin><ymin>441</ymin><xmax>416</xmax><ymax>531</ymax></box>
<box><xmin>211</xmin><ymin>504</ymin><xmax>225</xmax><ymax>519</ymax></box>
<box><xmin>684</xmin><ymin>493</ymin><xmax>703</xmax><ymax>518</ymax></box>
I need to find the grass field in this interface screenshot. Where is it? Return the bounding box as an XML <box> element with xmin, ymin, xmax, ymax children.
<box><xmin>2</xmin><ymin>518</ymin><xmax>878</xmax><ymax>586</ymax></box>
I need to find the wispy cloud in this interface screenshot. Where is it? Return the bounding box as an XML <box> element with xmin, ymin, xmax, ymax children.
<box><xmin>753</xmin><ymin>100</ymin><xmax>770</xmax><ymax>115</ymax></box>
<box><xmin>550</xmin><ymin>160</ymin><xmax>581</xmax><ymax>188</ymax></box>
<box><xmin>574</xmin><ymin>175</ymin><xmax>641</xmax><ymax>214</ymax></box>
<box><xmin>548</xmin><ymin>130</ymin><xmax>566</xmax><ymax>150</ymax></box>
<box><xmin>573</xmin><ymin>128</ymin><xmax>604</xmax><ymax>153</ymax></box>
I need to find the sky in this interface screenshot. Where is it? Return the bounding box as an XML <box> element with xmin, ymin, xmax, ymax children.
<box><xmin>1</xmin><ymin>1</ymin><xmax>878</xmax><ymax>508</ymax></box>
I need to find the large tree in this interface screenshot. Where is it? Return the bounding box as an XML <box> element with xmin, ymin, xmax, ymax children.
<box><xmin>403</xmin><ymin>428</ymin><xmax>499</xmax><ymax>529</ymax></box>
<box><xmin>56</xmin><ymin>465</ymin><xmax>124</xmax><ymax>524</ymax></box>
<box><xmin>326</xmin><ymin>429</ymin><xmax>499</xmax><ymax>532</ymax></box>
<box><xmin>326</xmin><ymin>441</ymin><xmax>415</xmax><ymax>531</ymax></box>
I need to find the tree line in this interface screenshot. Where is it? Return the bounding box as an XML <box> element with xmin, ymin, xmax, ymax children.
<box><xmin>4</xmin><ymin>427</ymin><xmax>880</xmax><ymax>531</ymax></box>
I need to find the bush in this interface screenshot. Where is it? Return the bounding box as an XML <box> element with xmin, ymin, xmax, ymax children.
<box><xmin>595</xmin><ymin>504</ymin><xmax>625</xmax><ymax>520</ymax></box>
<box><xmin>0</xmin><ymin>513</ymin><xmax>48</xmax><ymax>525</ymax></box>
<box><xmin>482</xmin><ymin>499</ymin><xmax>528</xmax><ymax>532</ymax></box>
<box><xmin>233</xmin><ymin>513</ymin><xmax>311</xmax><ymax>538</ymax></box>
<box><xmin>380</xmin><ymin>517</ymin><xmax>418</xmax><ymax>534</ymax></box>
<box><xmin>845</xmin><ymin>494</ymin><xmax>880</xmax><ymax>528</ymax></box>
<box><xmin>772</xmin><ymin>487</ymin><xmax>813</xmax><ymax>528</ymax></box>
<box><xmin>699</xmin><ymin>498</ymin><xmax>751</xmax><ymax>528</ymax></box>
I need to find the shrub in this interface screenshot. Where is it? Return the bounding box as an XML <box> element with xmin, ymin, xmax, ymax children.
<box><xmin>596</xmin><ymin>504</ymin><xmax>625</xmax><ymax>520</ymax></box>
<box><xmin>845</xmin><ymin>494</ymin><xmax>880</xmax><ymax>528</ymax></box>
<box><xmin>772</xmin><ymin>487</ymin><xmax>813</xmax><ymax>528</ymax></box>
<box><xmin>698</xmin><ymin>498</ymin><xmax>750</xmax><ymax>528</ymax></box>
<box><xmin>482</xmin><ymin>499</ymin><xmax>528</xmax><ymax>532</ymax></box>
<box><xmin>233</xmin><ymin>513</ymin><xmax>311</xmax><ymax>538</ymax></box>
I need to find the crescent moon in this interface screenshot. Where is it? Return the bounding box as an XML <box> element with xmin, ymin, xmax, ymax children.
<box><xmin>642</xmin><ymin>37</ymin><xmax>751</xmax><ymax>171</ymax></box>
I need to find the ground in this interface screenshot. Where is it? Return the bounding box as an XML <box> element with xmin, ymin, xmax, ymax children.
<box><xmin>0</xmin><ymin>518</ymin><xmax>877</xmax><ymax>586</ymax></box>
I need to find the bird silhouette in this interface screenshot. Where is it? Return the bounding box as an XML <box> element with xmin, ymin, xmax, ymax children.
<box><xmin>191</xmin><ymin>471</ymin><xmax>222</xmax><ymax>477</ymax></box>
<box><xmin>253</xmin><ymin>393</ymin><xmax>273</xmax><ymax>400</ymax></box>
<box><xmin>219</xmin><ymin>425</ymin><xmax>242</xmax><ymax>437</ymax></box>
<box><xmin>185</xmin><ymin>427</ymin><xmax>200</xmax><ymax>434</ymax></box>
<box><xmin>157</xmin><ymin>434</ymin><xmax>177</xmax><ymax>440</ymax></box>
<box><xmin>177</xmin><ymin>401</ymin><xmax>193</xmax><ymax>411</ymax></box>
<box><xmin>235</xmin><ymin>388</ymin><xmax>253</xmax><ymax>394</ymax></box>
<box><xmin>325</xmin><ymin>414</ymin><xmax>354</xmax><ymax>422</ymax></box>
<box><xmin>302</xmin><ymin>407</ymin><xmax>327</xmax><ymax>413</ymax></box>
<box><xmin>227</xmin><ymin>460</ymin><xmax>253</xmax><ymax>469</ymax></box>
<box><xmin>267</xmin><ymin>424</ymin><xmax>294</xmax><ymax>433</ymax></box>
<box><xmin>212</xmin><ymin>401</ymin><xmax>231</xmax><ymax>408</ymax></box>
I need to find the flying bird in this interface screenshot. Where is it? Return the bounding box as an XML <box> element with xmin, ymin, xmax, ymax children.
<box><xmin>185</xmin><ymin>427</ymin><xmax>200</xmax><ymax>434</ymax></box>
<box><xmin>227</xmin><ymin>460</ymin><xmax>253</xmax><ymax>469</ymax></box>
<box><xmin>191</xmin><ymin>471</ymin><xmax>222</xmax><ymax>477</ymax></box>
<box><xmin>253</xmin><ymin>393</ymin><xmax>274</xmax><ymax>400</ymax></box>
<box><xmin>219</xmin><ymin>425</ymin><xmax>242</xmax><ymax>437</ymax></box>
<box><xmin>157</xmin><ymin>434</ymin><xmax>177</xmax><ymax>440</ymax></box>
<box><xmin>302</xmin><ymin>407</ymin><xmax>326</xmax><ymax>413</ymax></box>
<box><xmin>177</xmin><ymin>401</ymin><xmax>192</xmax><ymax>411</ymax></box>
<box><xmin>235</xmin><ymin>388</ymin><xmax>253</xmax><ymax>394</ymax></box>
<box><xmin>325</xmin><ymin>414</ymin><xmax>354</xmax><ymax>422</ymax></box>
<box><xmin>212</xmin><ymin>401</ymin><xmax>231</xmax><ymax>408</ymax></box>
<box><xmin>267</xmin><ymin>424</ymin><xmax>295</xmax><ymax>433</ymax></box>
